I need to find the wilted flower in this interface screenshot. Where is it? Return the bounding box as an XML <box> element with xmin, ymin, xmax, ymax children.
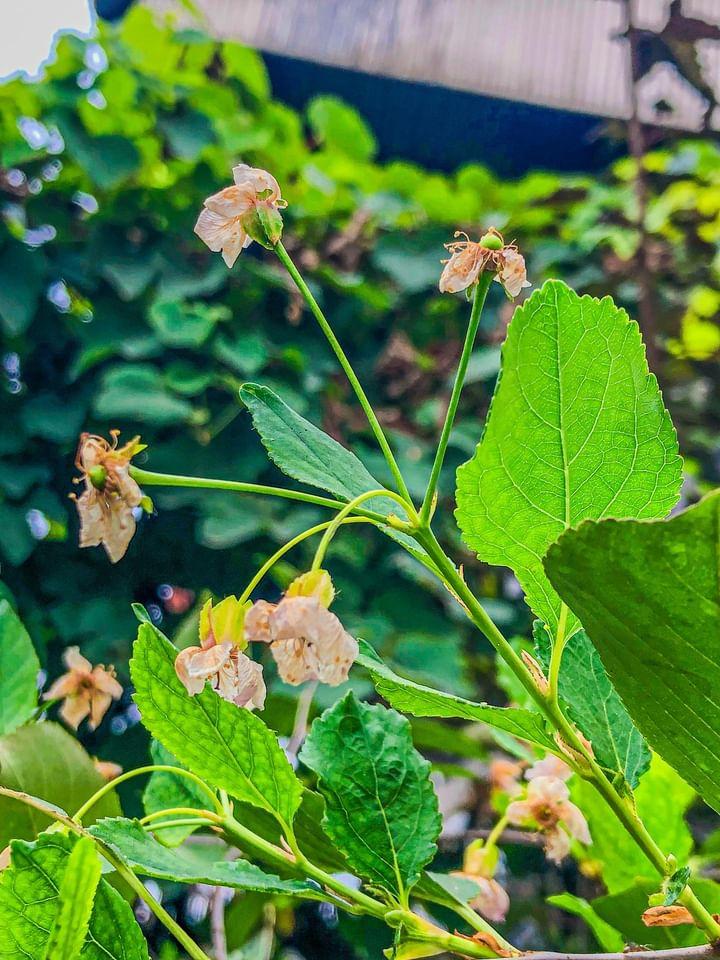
<box><xmin>439</xmin><ymin>228</ymin><xmax>531</xmax><ymax>300</ymax></box>
<box><xmin>494</xmin><ymin>247</ymin><xmax>531</xmax><ymax>298</ymax></box>
<box><xmin>506</xmin><ymin>776</ymin><xmax>591</xmax><ymax>863</ymax></box>
<box><xmin>175</xmin><ymin>596</ymin><xmax>266</xmax><ymax>711</ymax></box>
<box><xmin>72</xmin><ymin>431</ymin><xmax>145</xmax><ymax>564</ymax></box>
<box><xmin>525</xmin><ymin>754</ymin><xmax>572</xmax><ymax>782</ymax></box>
<box><xmin>245</xmin><ymin>569</ymin><xmax>357</xmax><ymax>686</ymax></box>
<box><xmin>642</xmin><ymin>905</ymin><xmax>695</xmax><ymax>927</ymax></box>
<box><xmin>44</xmin><ymin>647</ymin><xmax>123</xmax><ymax>730</ymax></box>
<box><xmin>489</xmin><ymin>757</ymin><xmax>524</xmax><ymax>796</ymax></box>
<box><xmin>452</xmin><ymin>840</ymin><xmax>510</xmax><ymax>923</ymax></box>
<box><xmin>195</xmin><ymin>163</ymin><xmax>286</xmax><ymax>266</ymax></box>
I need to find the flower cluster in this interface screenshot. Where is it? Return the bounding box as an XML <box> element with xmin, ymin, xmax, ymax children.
<box><xmin>174</xmin><ymin>570</ymin><xmax>358</xmax><ymax>710</ymax></box>
<box><xmin>72</xmin><ymin>431</ymin><xmax>146</xmax><ymax>564</ymax></box>
<box><xmin>439</xmin><ymin>228</ymin><xmax>531</xmax><ymax>299</ymax></box>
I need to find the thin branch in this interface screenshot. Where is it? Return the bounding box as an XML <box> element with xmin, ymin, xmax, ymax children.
<box><xmin>209</xmin><ymin>886</ymin><xmax>228</xmax><ymax>960</ymax></box>
<box><xmin>526</xmin><ymin>945</ymin><xmax>720</xmax><ymax>960</ymax></box>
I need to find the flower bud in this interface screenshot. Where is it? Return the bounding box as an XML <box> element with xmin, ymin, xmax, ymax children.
<box><xmin>286</xmin><ymin>569</ymin><xmax>335</xmax><ymax>608</ymax></box>
<box><xmin>199</xmin><ymin>595</ymin><xmax>251</xmax><ymax>650</ymax></box>
<box><xmin>88</xmin><ymin>465</ymin><xmax>107</xmax><ymax>490</ymax></box>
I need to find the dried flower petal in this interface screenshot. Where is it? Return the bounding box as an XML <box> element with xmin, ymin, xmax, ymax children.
<box><xmin>195</xmin><ymin>164</ymin><xmax>286</xmax><ymax>265</ymax></box>
<box><xmin>94</xmin><ymin>759</ymin><xmax>123</xmax><ymax>782</ymax></box>
<box><xmin>642</xmin><ymin>905</ymin><xmax>695</xmax><ymax>927</ymax></box>
<box><xmin>73</xmin><ymin>432</ymin><xmax>144</xmax><ymax>563</ymax></box>
<box><xmin>45</xmin><ymin>646</ymin><xmax>122</xmax><ymax>730</ymax></box>
<box><xmin>269</xmin><ymin>595</ymin><xmax>358</xmax><ymax>686</ymax></box>
<box><xmin>244</xmin><ymin>599</ymin><xmax>277</xmax><ymax>644</ymax></box>
<box><xmin>439</xmin><ymin>234</ymin><xmax>488</xmax><ymax>294</ymax></box>
<box><xmin>494</xmin><ymin>247</ymin><xmax>531</xmax><ymax>299</ymax></box>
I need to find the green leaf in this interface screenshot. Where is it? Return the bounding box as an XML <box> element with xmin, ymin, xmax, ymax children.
<box><xmin>142</xmin><ymin>740</ymin><xmax>208</xmax><ymax>847</ymax></box>
<box><xmin>94</xmin><ymin>364</ymin><xmax>193</xmax><ymax>425</ymax></box>
<box><xmin>547</xmin><ymin>893</ymin><xmax>625</xmax><ymax>953</ymax></box>
<box><xmin>545</xmin><ymin>491</ymin><xmax>720</xmax><ymax>812</ymax></box>
<box><xmin>664</xmin><ymin>866</ymin><xmax>691</xmax><ymax>906</ymax></box>
<box><xmin>131</xmin><ymin>623</ymin><xmax>302</xmax><ymax>823</ymax></box>
<box><xmin>0</xmin><ymin>599</ymin><xmax>40</xmax><ymax>735</ymax></box>
<box><xmin>90</xmin><ymin>818</ymin><xmax>322</xmax><ymax>897</ymax></box>
<box><xmin>42</xmin><ymin>836</ymin><xmax>102</xmax><ymax>960</ymax></box>
<box><xmin>357</xmin><ymin>639</ymin><xmax>555</xmax><ymax>751</ymax></box>
<box><xmin>240</xmin><ymin>383</ymin><xmax>391</xmax><ymax>510</ymax></box>
<box><xmin>455</xmin><ymin>279</ymin><xmax>682</xmax><ymax>636</ymax></box>
<box><xmin>573</xmin><ymin>755</ymin><xmax>694</xmax><ymax>894</ymax></box>
<box><xmin>307</xmin><ymin>95</ymin><xmax>376</xmax><ymax>162</ymax></box>
<box><xmin>148</xmin><ymin>300</ymin><xmax>226</xmax><ymax>348</ymax></box>
<box><xmin>533</xmin><ymin>622</ymin><xmax>650</xmax><ymax>787</ymax></box>
<box><xmin>414</xmin><ymin>871</ymin><xmax>482</xmax><ymax>912</ymax></box>
<box><xmin>0</xmin><ymin>723</ymin><xmax>121</xmax><ymax>848</ymax></box>
<box><xmin>299</xmin><ymin>692</ymin><xmax>441</xmax><ymax>895</ymax></box>
<box><xmin>0</xmin><ymin>832</ymin><xmax>149</xmax><ymax>960</ymax></box>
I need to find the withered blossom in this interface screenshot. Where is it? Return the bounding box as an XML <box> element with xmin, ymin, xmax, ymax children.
<box><xmin>44</xmin><ymin>646</ymin><xmax>123</xmax><ymax>730</ymax></box>
<box><xmin>506</xmin><ymin>775</ymin><xmax>591</xmax><ymax>863</ymax></box>
<box><xmin>439</xmin><ymin>228</ymin><xmax>530</xmax><ymax>300</ymax></box>
<box><xmin>452</xmin><ymin>840</ymin><xmax>510</xmax><ymax>923</ymax></box>
<box><xmin>642</xmin><ymin>905</ymin><xmax>695</xmax><ymax>927</ymax></box>
<box><xmin>174</xmin><ymin>596</ymin><xmax>266</xmax><ymax>711</ymax></box>
<box><xmin>73</xmin><ymin>431</ymin><xmax>145</xmax><ymax>564</ymax></box>
<box><xmin>489</xmin><ymin>757</ymin><xmax>524</xmax><ymax>796</ymax></box>
<box><xmin>245</xmin><ymin>569</ymin><xmax>357</xmax><ymax>686</ymax></box>
<box><xmin>94</xmin><ymin>759</ymin><xmax>123</xmax><ymax>782</ymax></box>
<box><xmin>195</xmin><ymin>163</ymin><xmax>286</xmax><ymax>266</ymax></box>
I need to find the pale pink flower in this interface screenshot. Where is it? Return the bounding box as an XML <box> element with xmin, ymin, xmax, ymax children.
<box><xmin>195</xmin><ymin>164</ymin><xmax>286</xmax><ymax>266</ymax></box>
<box><xmin>453</xmin><ymin>840</ymin><xmax>510</xmax><ymax>923</ymax></box>
<box><xmin>72</xmin><ymin>431</ymin><xmax>145</xmax><ymax>564</ymax></box>
<box><xmin>44</xmin><ymin>647</ymin><xmax>123</xmax><ymax>730</ymax></box>
<box><xmin>506</xmin><ymin>776</ymin><xmax>591</xmax><ymax>863</ymax></box>
<box><xmin>246</xmin><ymin>595</ymin><xmax>358</xmax><ymax>686</ymax></box>
<box><xmin>494</xmin><ymin>247</ymin><xmax>531</xmax><ymax>298</ymax></box>
<box><xmin>489</xmin><ymin>757</ymin><xmax>524</xmax><ymax>796</ymax></box>
<box><xmin>525</xmin><ymin>754</ymin><xmax>572</xmax><ymax>782</ymax></box>
<box><xmin>439</xmin><ymin>234</ymin><xmax>490</xmax><ymax>294</ymax></box>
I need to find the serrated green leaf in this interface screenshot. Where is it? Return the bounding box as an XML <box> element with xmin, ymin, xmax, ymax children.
<box><xmin>42</xmin><ymin>836</ymin><xmax>102</xmax><ymax>960</ymax></box>
<box><xmin>131</xmin><ymin>623</ymin><xmax>302</xmax><ymax>824</ymax></box>
<box><xmin>0</xmin><ymin>832</ymin><xmax>148</xmax><ymax>960</ymax></box>
<box><xmin>545</xmin><ymin>491</ymin><xmax>720</xmax><ymax>812</ymax></box>
<box><xmin>142</xmin><ymin>740</ymin><xmax>209</xmax><ymax>847</ymax></box>
<box><xmin>90</xmin><ymin>818</ymin><xmax>322</xmax><ymax>898</ymax></box>
<box><xmin>455</xmin><ymin>279</ymin><xmax>682</xmax><ymax>636</ymax></box>
<box><xmin>664</xmin><ymin>866</ymin><xmax>691</xmax><ymax>906</ymax></box>
<box><xmin>0</xmin><ymin>723</ymin><xmax>121</xmax><ymax>848</ymax></box>
<box><xmin>239</xmin><ymin>383</ymin><xmax>393</xmax><ymax>511</ymax></box>
<box><xmin>300</xmin><ymin>692</ymin><xmax>440</xmax><ymax>896</ymax></box>
<box><xmin>357</xmin><ymin>639</ymin><xmax>554</xmax><ymax>751</ymax></box>
<box><xmin>533</xmin><ymin>622</ymin><xmax>650</xmax><ymax>787</ymax></box>
<box><xmin>0</xmin><ymin>599</ymin><xmax>40</xmax><ymax>735</ymax></box>
<box><xmin>573</xmin><ymin>755</ymin><xmax>694</xmax><ymax>894</ymax></box>
<box><xmin>547</xmin><ymin>893</ymin><xmax>624</xmax><ymax>953</ymax></box>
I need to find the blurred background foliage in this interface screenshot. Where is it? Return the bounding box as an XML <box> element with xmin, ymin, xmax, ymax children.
<box><xmin>0</xmin><ymin>6</ymin><xmax>719</xmax><ymax>956</ymax></box>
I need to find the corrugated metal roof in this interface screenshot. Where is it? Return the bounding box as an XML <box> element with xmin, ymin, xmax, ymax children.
<box><xmin>149</xmin><ymin>0</ymin><xmax>720</xmax><ymax>130</ymax></box>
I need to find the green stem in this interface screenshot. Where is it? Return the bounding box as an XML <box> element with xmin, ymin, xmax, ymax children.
<box><xmin>73</xmin><ymin>765</ymin><xmax>223</xmax><ymax>823</ymax></box>
<box><xmin>140</xmin><ymin>807</ymin><xmax>221</xmax><ymax>826</ymax></box>
<box><xmin>413</xmin><ymin>527</ymin><xmax>720</xmax><ymax>942</ymax></box>
<box><xmin>311</xmin><ymin>488</ymin><xmax>415</xmax><ymax>571</ymax></box>
<box><xmin>97</xmin><ymin>842</ymin><xmax>213</xmax><ymax>960</ymax></box>
<box><xmin>143</xmin><ymin>818</ymin><xmax>217</xmax><ymax>832</ymax></box>
<box><xmin>130</xmin><ymin>466</ymin><xmax>387</xmax><ymax>525</ymax></box>
<box><xmin>548</xmin><ymin>602</ymin><xmax>569</xmax><ymax>705</ymax></box>
<box><xmin>275</xmin><ymin>241</ymin><xmax>412</xmax><ymax>503</ymax></box>
<box><xmin>238</xmin><ymin>516</ymin><xmax>374</xmax><ymax>605</ymax></box>
<box><xmin>419</xmin><ymin>273</ymin><xmax>492</xmax><ymax>525</ymax></box>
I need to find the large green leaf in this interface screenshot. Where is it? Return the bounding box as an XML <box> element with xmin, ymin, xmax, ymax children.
<box><xmin>300</xmin><ymin>692</ymin><xmax>440</xmax><ymax>895</ymax></box>
<box><xmin>0</xmin><ymin>723</ymin><xmax>120</xmax><ymax>848</ymax></box>
<box><xmin>573</xmin><ymin>755</ymin><xmax>694</xmax><ymax>894</ymax></box>
<box><xmin>0</xmin><ymin>599</ymin><xmax>40</xmax><ymax>735</ymax></box>
<box><xmin>131</xmin><ymin>623</ymin><xmax>302</xmax><ymax>824</ymax></box>
<box><xmin>42</xmin><ymin>837</ymin><xmax>102</xmax><ymax>960</ymax></box>
<box><xmin>142</xmin><ymin>740</ymin><xmax>209</xmax><ymax>847</ymax></box>
<box><xmin>455</xmin><ymin>280</ymin><xmax>682</xmax><ymax>636</ymax></box>
<box><xmin>545</xmin><ymin>491</ymin><xmax>720</xmax><ymax>812</ymax></box>
<box><xmin>0</xmin><ymin>832</ymin><xmax>149</xmax><ymax>960</ymax></box>
<box><xmin>357</xmin><ymin>639</ymin><xmax>554</xmax><ymax>751</ymax></box>
<box><xmin>90</xmin><ymin>818</ymin><xmax>322</xmax><ymax>898</ymax></box>
<box><xmin>534</xmin><ymin>623</ymin><xmax>650</xmax><ymax>788</ymax></box>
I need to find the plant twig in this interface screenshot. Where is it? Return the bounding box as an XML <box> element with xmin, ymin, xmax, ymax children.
<box><xmin>209</xmin><ymin>885</ymin><xmax>229</xmax><ymax>960</ymax></box>
<box><xmin>526</xmin><ymin>946</ymin><xmax>720</xmax><ymax>960</ymax></box>
<box><xmin>274</xmin><ymin>240</ymin><xmax>412</xmax><ymax>503</ymax></box>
